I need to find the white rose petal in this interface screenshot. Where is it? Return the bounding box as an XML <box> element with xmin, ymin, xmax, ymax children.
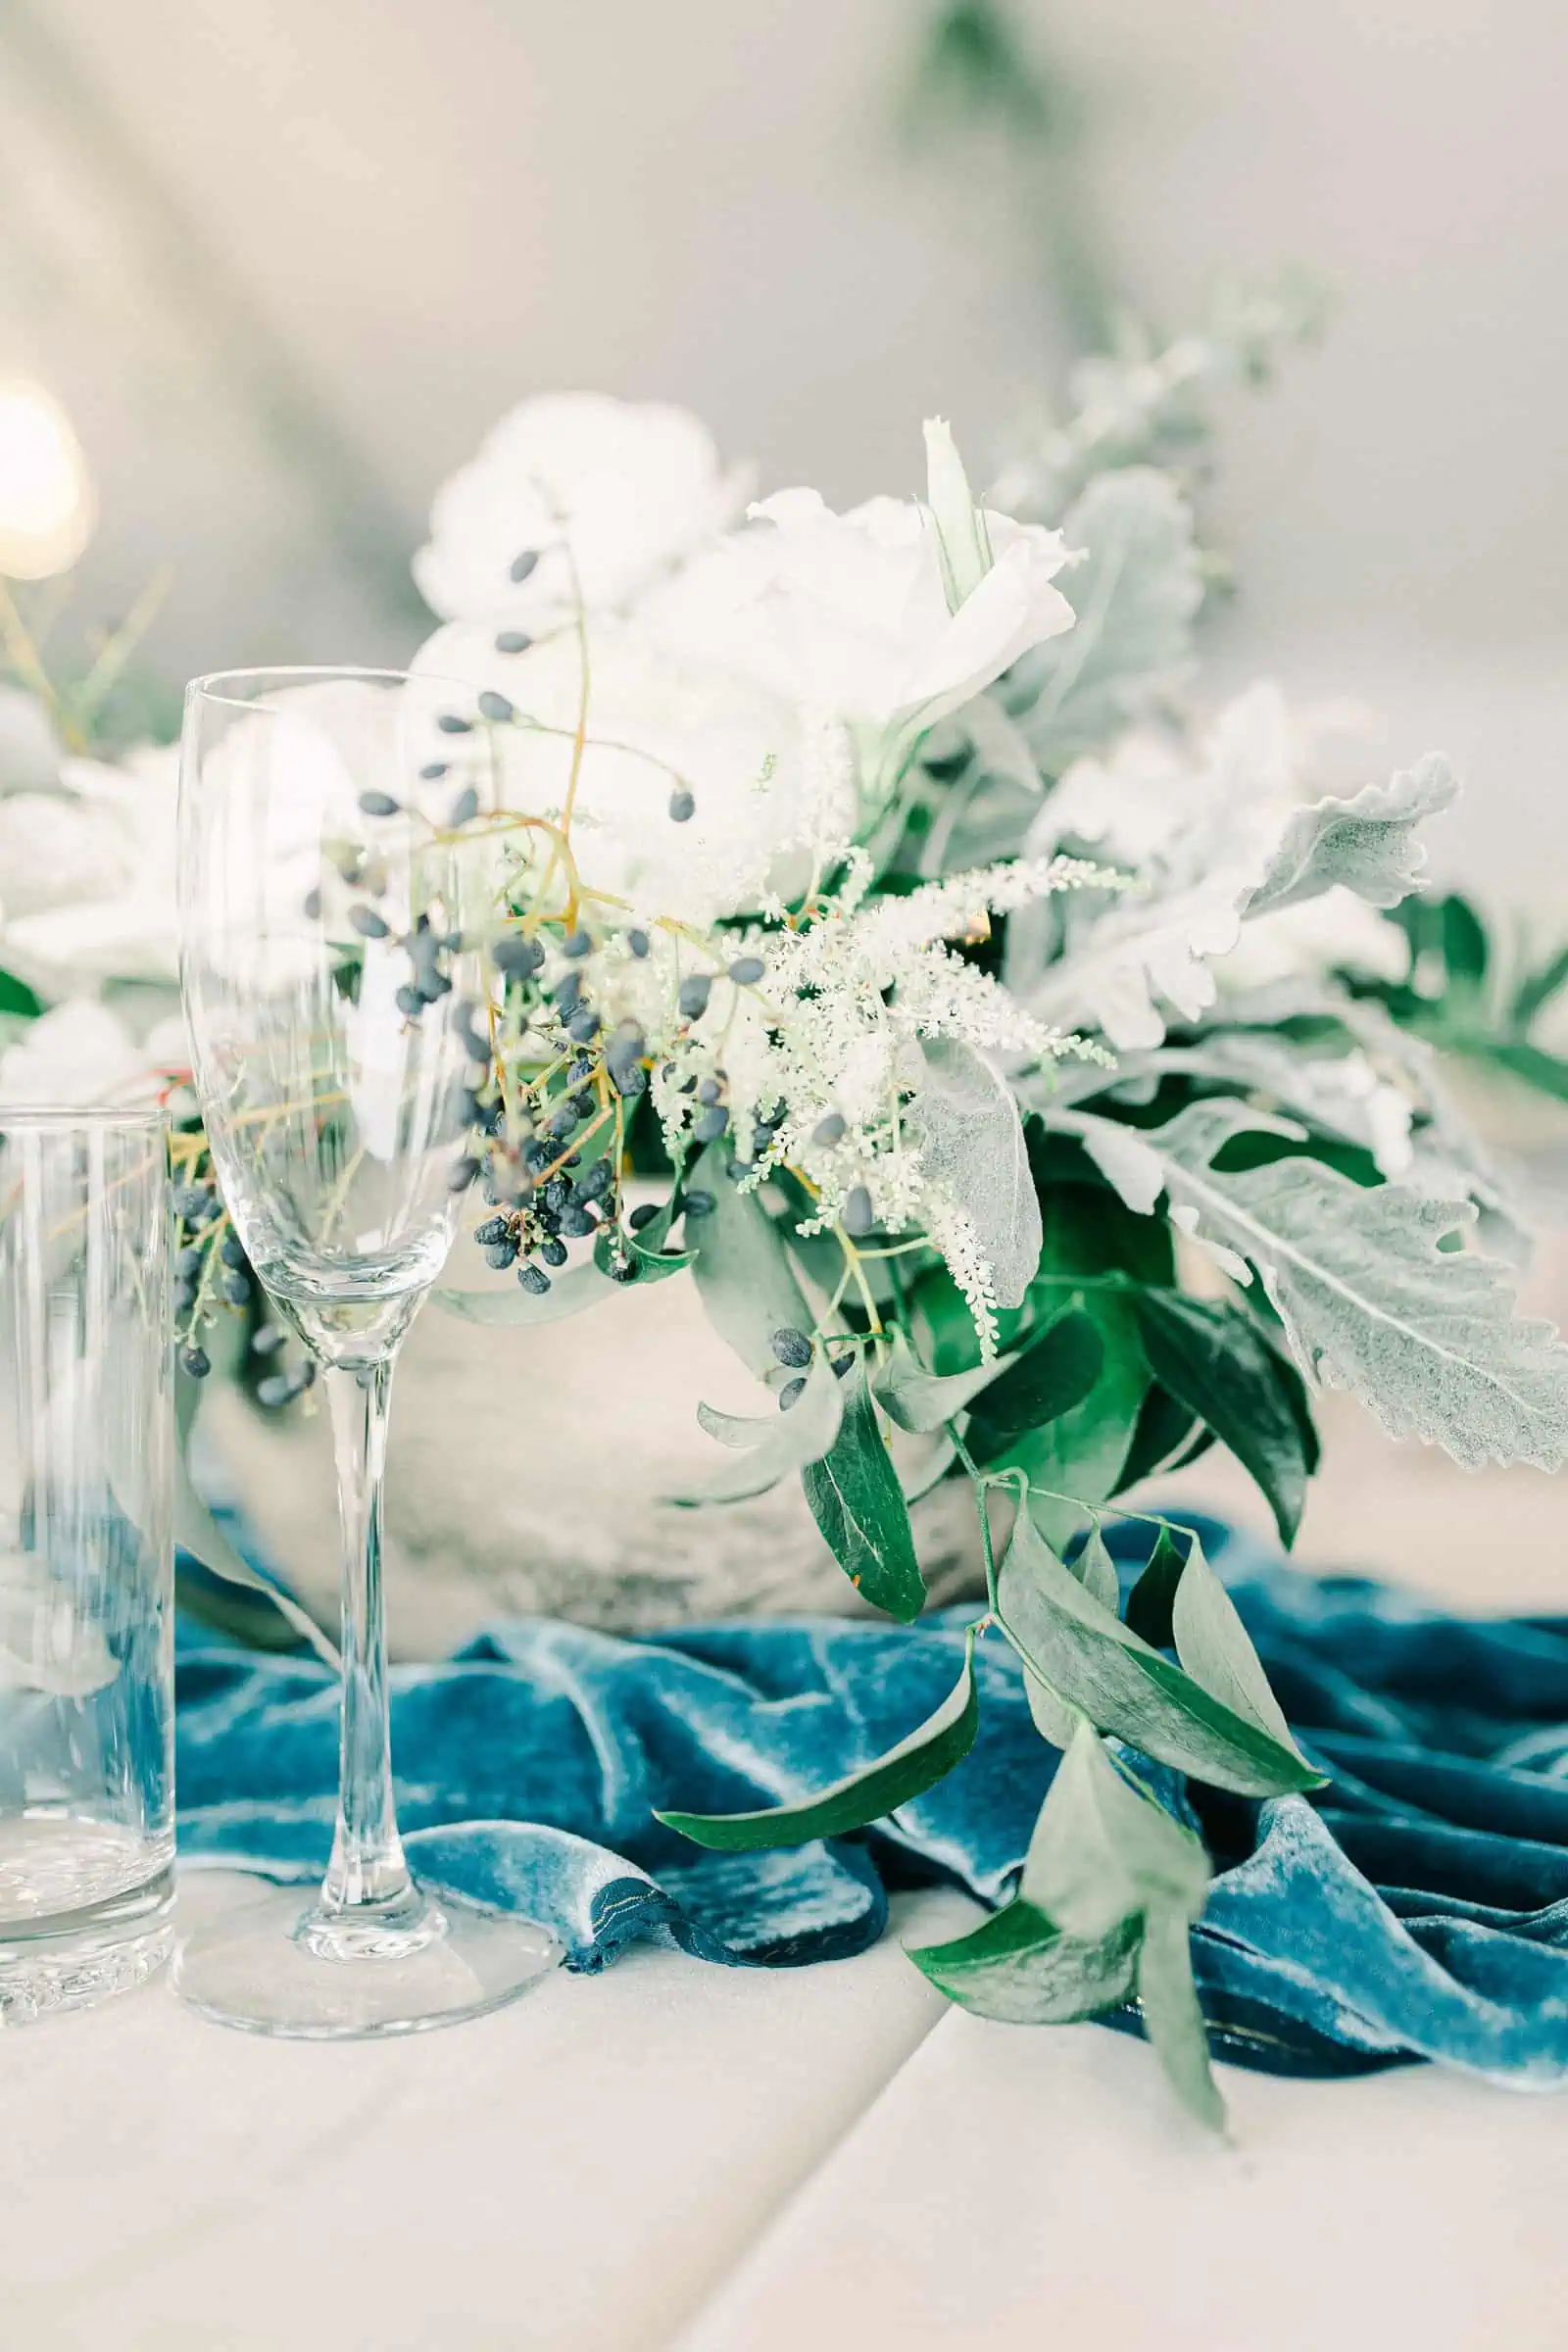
<box><xmin>0</xmin><ymin>999</ymin><xmax>161</xmax><ymax>1107</ymax></box>
<box><xmin>414</xmin><ymin>394</ymin><xmax>750</xmax><ymax>625</ymax></box>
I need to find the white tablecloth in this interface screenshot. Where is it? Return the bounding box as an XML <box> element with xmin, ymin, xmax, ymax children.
<box><xmin>4</xmin><ymin>1875</ymin><xmax>1565</xmax><ymax>2352</ymax></box>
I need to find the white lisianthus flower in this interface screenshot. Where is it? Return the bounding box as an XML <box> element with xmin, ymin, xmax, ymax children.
<box><xmin>413</xmin><ymin>394</ymin><xmax>750</xmax><ymax>626</ymax></box>
<box><xmin>642</xmin><ymin>436</ymin><xmax>1075</xmax><ymax>795</ymax></box>
<box><xmin>0</xmin><ymin>998</ymin><xmax>185</xmax><ymax>1107</ymax></box>
<box><xmin>414</xmin><ymin>618</ymin><xmax>857</xmax><ymax>926</ymax></box>
<box><xmin>0</xmin><ymin>745</ymin><xmax>179</xmax><ymax>994</ymax></box>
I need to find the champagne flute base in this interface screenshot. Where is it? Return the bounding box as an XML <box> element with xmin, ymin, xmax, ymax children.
<box><xmin>171</xmin><ymin>1874</ymin><xmax>563</xmax><ymax>2039</ymax></box>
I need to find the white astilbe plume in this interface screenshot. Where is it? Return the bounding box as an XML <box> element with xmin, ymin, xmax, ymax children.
<box><xmin>645</xmin><ymin>852</ymin><xmax>1117</xmax><ymax>1341</ymax></box>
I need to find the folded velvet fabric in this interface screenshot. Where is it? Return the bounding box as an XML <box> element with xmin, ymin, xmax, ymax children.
<box><xmin>174</xmin><ymin>1516</ymin><xmax>1568</xmax><ymax>2082</ymax></box>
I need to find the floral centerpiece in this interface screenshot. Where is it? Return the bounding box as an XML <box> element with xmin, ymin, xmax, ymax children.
<box><xmin>5</xmin><ymin>304</ymin><xmax>1568</xmax><ymax>2121</ymax></box>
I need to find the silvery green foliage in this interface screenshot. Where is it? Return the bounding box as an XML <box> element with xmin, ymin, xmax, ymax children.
<box><xmin>1137</xmin><ymin>1101</ymin><xmax>1568</xmax><ymax>1470</ymax></box>
<box><xmin>1247</xmin><ymin>756</ymin><xmax>1460</xmax><ymax>916</ymax></box>
<box><xmin>1003</xmin><ymin>467</ymin><xmax>1202</xmax><ymax>778</ymax></box>
<box><xmin>905</xmin><ymin>1034</ymin><xmax>1042</xmax><ymax>1312</ymax></box>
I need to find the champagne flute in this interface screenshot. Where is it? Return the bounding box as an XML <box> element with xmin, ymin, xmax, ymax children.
<box><xmin>172</xmin><ymin>666</ymin><xmax>560</xmax><ymax>2036</ymax></box>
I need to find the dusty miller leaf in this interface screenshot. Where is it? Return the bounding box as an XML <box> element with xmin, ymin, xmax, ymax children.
<box><xmin>906</xmin><ymin>1035</ymin><xmax>1041</xmax><ymax>1310</ymax></box>
<box><xmin>1006</xmin><ymin>468</ymin><xmax>1202</xmax><ymax>777</ymax></box>
<box><xmin>1149</xmin><ymin>1101</ymin><xmax>1568</xmax><ymax>1470</ymax></box>
<box><xmin>1246</xmin><ymin>755</ymin><xmax>1459</xmax><ymax>917</ymax></box>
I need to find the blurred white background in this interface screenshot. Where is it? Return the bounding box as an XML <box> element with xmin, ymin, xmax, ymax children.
<box><xmin>2</xmin><ymin>0</ymin><xmax>1564</xmax><ymax>885</ymax></box>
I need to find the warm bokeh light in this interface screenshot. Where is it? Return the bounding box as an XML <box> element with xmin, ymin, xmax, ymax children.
<box><xmin>0</xmin><ymin>378</ymin><xmax>94</xmax><ymax>580</ymax></box>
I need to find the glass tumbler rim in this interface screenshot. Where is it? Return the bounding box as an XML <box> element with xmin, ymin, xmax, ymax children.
<box><xmin>185</xmin><ymin>663</ymin><xmax>478</xmax><ymax>712</ymax></box>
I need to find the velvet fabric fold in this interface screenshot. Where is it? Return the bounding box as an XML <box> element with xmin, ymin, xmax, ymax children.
<box><xmin>175</xmin><ymin>1516</ymin><xmax>1568</xmax><ymax>2082</ymax></box>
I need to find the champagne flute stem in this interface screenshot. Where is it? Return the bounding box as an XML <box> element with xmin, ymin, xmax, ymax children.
<box><xmin>312</xmin><ymin>1355</ymin><xmax>422</xmax><ymax>1936</ymax></box>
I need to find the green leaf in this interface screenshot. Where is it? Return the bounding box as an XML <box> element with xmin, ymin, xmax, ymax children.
<box><xmin>1458</xmin><ymin>1037</ymin><xmax>1568</xmax><ymax>1105</ymax></box>
<box><xmin>674</xmin><ymin>1348</ymin><xmax>845</xmax><ymax>1505</ymax></box>
<box><xmin>1510</xmin><ymin>942</ymin><xmax>1568</xmax><ymax>1031</ymax></box>
<box><xmin>1073</xmin><ymin>1524</ymin><xmax>1120</xmax><ymax>1613</ymax></box>
<box><xmin>596</xmin><ymin>1196</ymin><xmax>694</xmax><ymax>1285</ymax></box>
<box><xmin>967</xmin><ymin>1307</ymin><xmax>1104</xmax><ymax>1443</ymax></box>
<box><xmin>688</xmin><ymin>1143</ymin><xmax>812</xmax><ymax>1377</ymax></box>
<box><xmin>0</xmin><ymin>966</ymin><xmax>42</xmax><ymax>1018</ymax></box>
<box><xmin>1137</xmin><ymin>1906</ymin><xmax>1226</xmax><ymax>2133</ymax></box>
<box><xmin>657</xmin><ymin>1628</ymin><xmax>978</xmax><ymax>1850</ymax></box>
<box><xmin>1021</xmin><ymin>1719</ymin><xmax>1210</xmax><ymax>1937</ymax></box>
<box><xmin>1123</xmin><ymin>1523</ymin><xmax>1188</xmax><ymax>1647</ymax></box>
<box><xmin>1116</xmin><ymin>1382</ymin><xmax>1200</xmax><ymax>1489</ymax></box>
<box><xmin>908</xmin><ymin>1898</ymin><xmax>1140</xmax><ymax>2025</ymax></box>
<box><xmin>871</xmin><ymin>1324</ymin><xmax>1010</xmax><ymax>1435</ymax></box>
<box><xmin>435</xmin><ymin>1260</ymin><xmax>617</xmax><ymax>1326</ymax></box>
<box><xmin>1133</xmin><ymin>1289</ymin><xmax>1308</xmax><ymax>1545</ymax></box>
<box><xmin>1439</xmin><ymin>894</ymin><xmax>1489</xmax><ymax>990</ymax></box>
<box><xmin>997</xmin><ymin>1510</ymin><xmax>1325</xmax><ymax>1797</ymax></box>
<box><xmin>1171</xmin><ymin>1533</ymin><xmax>1308</xmax><ymax>1763</ymax></box>
<box><xmin>803</xmin><ymin>1360</ymin><xmax>926</xmax><ymax>1621</ymax></box>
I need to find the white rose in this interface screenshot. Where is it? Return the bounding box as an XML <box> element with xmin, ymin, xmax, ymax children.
<box><xmin>0</xmin><ymin>745</ymin><xmax>179</xmax><ymax>995</ymax></box>
<box><xmin>413</xmin><ymin>394</ymin><xmax>750</xmax><ymax>626</ymax></box>
<box><xmin>0</xmin><ymin>999</ymin><xmax>185</xmax><ymax>1107</ymax></box>
<box><xmin>415</xmin><ymin>617</ymin><xmax>856</xmax><ymax>926</ymax></box>
<box><xmin>641</xmin><ymin>479</ymin><xmax>1074</xmax><ymax>793</ymax></box>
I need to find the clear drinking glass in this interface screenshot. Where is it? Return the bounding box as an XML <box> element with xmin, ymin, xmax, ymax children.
<box><xmin>0</xmin><ymin>1106</ymin><xmax>175</xmax><ymax>2021</ymax></box>
<box><xmin>173</xmin><ymin>665</ymin><xmax>560</xmax><ymax>2037</ymax></box>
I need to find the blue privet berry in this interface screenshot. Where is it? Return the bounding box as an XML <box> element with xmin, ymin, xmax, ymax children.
<box><xmin>420</xmin><ymin>760</ymin><xmax>449</xmax><ymax>781</ymax></box>
<box><xmin>607</xmin><ymin>1250</ymin><xmax>639</xmax><ymax>1284</ymax></box>
<box><xmin>559</xmin><ymin>1205</ymin><xmax>594</xmax><ymax>1238</ymax></box>
<box><xmin>812</xmin><ymin>1112</ymin><xmax>847</xmax><ymax>1145</ymax></box>
<box><xmin>482</xmin><ymin>1238</ymin><xmax>519</xmax><ymax>1270</ymax></box>
<box><xmin>725</xmin><ymin>1157</ymin><xmax>751</xmax><ymax>1182</ymax></box>
<box><xmin>550</xmin><ymin>1107</ymin><xmax>577</xmax><ymax>1141</ymax></box>
<box><xmin>832</xmin><ymin>1354</ymin><xmax>855</xmax><ymax>1379</ymax></box>
<box><xmin>693</xmin><ymin>1105</ymin><xmax>729</xmax><ymax>1143</ymax></box>
<box><xmin>172</xmin><ymin>1282</ymin><xmax>197</xmax><ymax>1317</ymax></box>
<box><xmin>554</xmin><ymin>970</ymin><xmax>583</xmax><ymax>1015</ymax></box>
<box><xmin>493</xmin><ymin>932</ymin><xmax>544</xmax><ymax>979</ymax></box>
<box><xmin>180</xmin><ymin>1346</ymin><xmax>211</xmax><ymax>1380</ymax></box>
<box><xmin>220</xmin><ymin>1231</ymin><xmax>247</xmax><ymax>1269</ymax></box>
<box><xmin>359</xmin><ymin>790</ymin><xmax>400</xmax><ymax>817</ymax></box>
<box><xmin>609</xmin><ymin>1058</ymin><xmax>647</xmax><ymax>1100</ymax></box>
<box><xmin>626</xmin><ymin>928</ymin><xmax>650</xmax><ymax>958</ymax></box>
<box><xmin>251</xmin><ymin>1324</ymin><xmax>287</xmax><ymax>1357</ymax></box>
<box><xmin>510</xmin><ymin>550</ymin><xmax>539</xmax><ymax>582</ymax></box>
<box><xmin>779</xmin><ymin>1377</ymin><xmax>806</xmax><ymax>1411</ymax></box>
<box><xmin>176</xmin><ymin>1245</ymin><xmax>205</xmax><ymax>1279</ymax></box>
<box><xmin>221</xmin><ymin>1273</ymin><xmax>251</xmax><ymax>1307</ymax></box>
<box><xmin>538</xmin><ymin>1237</ymin><xmax>568</xmax><ymax>1267</ymax></box>
<box><xmin>570</xmin><ymin>1089</ymin><xmax>596</xmax><ymax>1119</ymax></box>
<box><xmin>437</xmin><ymin>711</ymin><xmax>472</xmax><ymax>734</ymax></box>
<box><xmin>677</xmin><ymin>974</ymin><xmax>711</xmax><ymax>1020</ymax></box>
<box><xmin>843</xmin><ymin>1185</ymin><xmax>874</xmax><ymax>1237</ymax></box>
<box><xmin>682</xmin><ymin>1189</ymin><xmax>715</xmax><ymax>1219</ymax></box>
<box><xmin>477</xmin><ymin>689</ymin><xmax>514</xmax><ymax>724</ymax></box>
<box><xmin>517</xmin><ymin>1262</ymin><xmax>551</xmax><ymax>1295</ymax></box>
<box><xmin>172</xmin><ymin>1183</ymin><xmax>210</xmax><ymax>1219</ymax></box>
<box><xmin>396</xmin><ymin>985</ymin><xmax>424</xmax><ymax>1019</ymax></box>
<box><xmin>668</xmin><ymin>787</ymin><xmax>696</xmax><ymax>823</ymax></box>
<box><xmin>303</xmin><ymin>886</ymin><xmax>322</xmax><ymax>920</ymax></box>
<box><xmin>451</xmin><ymin>1001</ymin><xmax>491</xmax><ymax>1063</ymax></box>
<box><xmin>563</xmin><ymin>927</ymin><xmax>592</xmax><ymax>958</ymax></box>
<box><xmin>495</xmin><ymin>629</ymin><xmax>531</xmax><ymax>655</ymax></box>
<box><xmin>474</xmin><ymin>1215</ymin><xmax>509</xmax><ymax>1246</ymax></box>
<box><xmin>627</xmin><ymin>1201</ymin><xmax>661</xmax><ymax>1231</ymax></box>
<box><xmin>256</xmin><ymin>1373</ymin><xmax>300</xmax><ymax>1409</ymax></box>
<box><xmin>697</xmin><ymin>1077</ymin><xmax>721</xmax><ymax>1105</ymax></box>
<box><xmin>542</xmin><ymin>1177</ymin><xmax>570</xmax><ymax>1212</ymax></box>
<box><xmin>727</xmin><ymin>956</ymin><xmax>765</xmax><ymax>985</ymax></box>
<box><xmin>566</xmin><ymin>1008</ymin><xmax>600</xmax><ymax>1042</ymax></box>
<box><xmin>350</xmin><ymin>905</ymin><xmax>390</xmax><ymax>940</ymax></box>
<box><xmin>448</xmin><ymin>784</ymin><xmax>480</xmax><ymax>828</ymax></box>
<box><xmin>771</xmin><ymin>1326</ymin><xmax>812</xmax><ymax>1368</ymax></box>
<box><xmin>578</xmin><ymin>1158</ymin><xmax>613</xmax><ymax>1201</ymax></box>
<box><xmin>448</xmin><ymin>1154</ymin><xmax>481</xmax><ymax>1193</ymax></box>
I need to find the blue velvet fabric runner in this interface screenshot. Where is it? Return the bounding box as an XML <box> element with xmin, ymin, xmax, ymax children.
<box><xmin>175</xmin><ymin>1516</ymin><xmax>1568</xmax><ymax>2082</ymax></box>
